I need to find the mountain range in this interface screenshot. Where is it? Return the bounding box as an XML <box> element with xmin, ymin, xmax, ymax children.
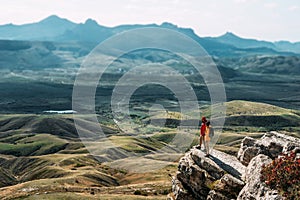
<box><xmin>0</xmin><ymin>15</ymin><xmax>300</xmax><ymax>56</ymax></box>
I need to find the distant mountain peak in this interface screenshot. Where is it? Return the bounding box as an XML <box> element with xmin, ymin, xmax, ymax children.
<box><xmin>38</xmin><ymin>15</ymin><xmax>76</xmax><ymax>27</ymax></box>
<box><xmin>160</xmin><ymin>22</ymin><xmax>178</xmax><ymax>29</ymax></box>
<box><xmin>40</xmin><ymin>15</ymin><xmax>63</xmax><ymax>23</ymax></box>
<box><xmin>84</xmin><ymin>18</ymin><xmax>99</xmax><ymax>26</ymax></box>
<box><xmin>221</xmin><ymin>32</ymin><xmax>240</xmax><ymax>38</ymax></box>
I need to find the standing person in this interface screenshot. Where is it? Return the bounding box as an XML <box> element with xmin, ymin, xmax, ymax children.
<box><xmin>199</xmin><ymin>117</ymin><xmax>207</xmax><ymax>150</ymax></box>
<box><xmin>205</xmin><ymin>121</ymin><xmax>211</xmax><ymax>157</ymax></box>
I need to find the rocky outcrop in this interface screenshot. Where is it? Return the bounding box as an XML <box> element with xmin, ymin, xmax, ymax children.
<box><xmin>170</xmin><ymin>131</ymin><xmax>300</xmax><ymax>200</ymax></box>
<box><xmin>171</xmin><ymin>147</ymin><xmax>245</xmax><ymax>200</ymax></box>
<box><xmin>237</xmin><ymin>154</ymin><xmax>283</xmax><ymax>200</ymax></box>
<box><xmin>237</xmin><ymin>131</ymin><xmax>300</xmax><ymax>200</ymax></box>
<box><xmin>238</xmin><ymin>131</ymin><xmax>300</xmax><ymax>165</ymax></box>
<box><xmin>209</xmin><ymin>174</ymin><xmax>245</xmax><ymax>200</ymax></box>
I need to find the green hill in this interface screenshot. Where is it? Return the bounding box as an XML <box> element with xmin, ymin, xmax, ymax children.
<box><xmin>0</xmin><ymin>101</ymin><xmax>299</xmax><ymax>199</ymax></box>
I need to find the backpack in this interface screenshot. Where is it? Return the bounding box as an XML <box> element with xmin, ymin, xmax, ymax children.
<box><xmin>209</xmin><ymin>127</ymin><xmax>214</xmax><ymax>138</ymax></box>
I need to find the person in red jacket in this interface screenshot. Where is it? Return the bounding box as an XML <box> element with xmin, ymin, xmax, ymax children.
<box><xmin>199</xmin><ymin>117</ymin><xmax>207</xmax><ymax>150</ymax></box>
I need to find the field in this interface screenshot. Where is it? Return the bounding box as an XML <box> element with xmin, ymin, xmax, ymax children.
<box><xmin>0</xmin><ymin>100</ymin><xmax>299</xmax><ymax>199</ymax></box>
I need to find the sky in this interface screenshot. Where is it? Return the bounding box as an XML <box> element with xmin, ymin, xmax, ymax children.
<box><xmin>0</xmin><ymin>0</ymin><xmax>299</xmax><ymax>42</ymax></box>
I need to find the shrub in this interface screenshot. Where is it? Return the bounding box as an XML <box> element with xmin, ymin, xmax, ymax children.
<box><xmin>260</xmin><ymin>151</ymin><xmax>300</xmax><ymax>200</ymax></box>
<box><xmin>133</xmin><ymin>190</ymin><xmax>148</xmax><ymax>196</ymax></box>
<box><xmin>133</xmin><ymin>190</ymin><xmax>142</xmax><ymax>195</ymax></box>
<box><xmin>74</xmin><ymin>163</ymin><xmax>86</xmax><ymax>168</ymax></box>
<box><xmin>161</xmin><ymin>189</ymin><xmax>171</xmax><ymax>195</ymax></box>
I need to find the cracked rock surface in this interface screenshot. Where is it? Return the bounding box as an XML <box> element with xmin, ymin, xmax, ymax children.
<box><xmin>169</xmin><ymin>131</ymin><xmax>300</xmax><ymax>200</ymax></box>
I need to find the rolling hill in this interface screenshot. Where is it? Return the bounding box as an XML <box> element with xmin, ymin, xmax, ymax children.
<box><xmin>0</xmin><ymin>114</ymin><xmax>177</xmax><ymax>199</ymax></box>
<box><xmin>0</xmin><ymin>101</ymin><xmax>299</xmax><ymax>199</ymax></box>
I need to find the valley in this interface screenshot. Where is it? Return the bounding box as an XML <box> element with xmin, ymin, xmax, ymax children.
<box><xmin>0</xmin><ymin>100</ymin><xmax>299</xmax><ymax>199</ymax></box>
<box><xmin>0</xmin><ymin>16</ymin><xmax>299</xmax><ymax>199</ymax></box>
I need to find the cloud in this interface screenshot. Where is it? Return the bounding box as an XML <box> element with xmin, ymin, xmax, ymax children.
<box><xmin>234</xmin><ymin>0</ymin><xmax>248</xmax><ymax>3</ymax></box>
<box><xmin>233</xmin><ymin>0</ymin><xmax>259</xmax><ymax>4</ymax></box>
<box><xmin>264</xmin><ymin>2</ymin><xmax>278</xmax><ymax>9</ymax></box>
<box><xmin>288</xmin><ymin>5</ymin><xmax>299</xmax><ymax>11</ymax></box>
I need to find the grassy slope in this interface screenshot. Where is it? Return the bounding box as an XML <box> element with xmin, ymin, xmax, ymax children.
<box><xmin>0</xmin><ymin>100</ymin><xmax>299</xmax><ymax>199</ymax></box>
<box><xmin>0</xmin><ymin>114</ymin><xmax>175</xmax><ymax>199</ymax></box>
<box><xmin>210</xmin><ymin>100</ymin><xmax>300</xmax><ymax>154</ymax></box>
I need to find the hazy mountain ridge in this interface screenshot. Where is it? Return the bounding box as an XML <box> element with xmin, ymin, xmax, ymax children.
<box><xmin>207</xmin><ymin>32</ymin><xmax>300</xmax><ymax>54</ymax></box>
<box><xmin>0</xmin><ymin>40</ymin><xmax>62</xmax><ymax>70</ymax></box>
<box><xmin>207</xmin><ymin>32</ymin><xmax>276</xmax><ymax>49</ymax></box>
<box><xmin>0</xmin><ymin>15</ymin><xmax>299</xmax><ymax>57</ymax></box>
<box><xmin>215</xmin><ymin>55</ymin><xmax>300</xmax><ymax>75</ymax></box>
<box><xmin>0</xmin><ymin>15</ymin><xmax>76</xmax><ymax>41</ymax></box>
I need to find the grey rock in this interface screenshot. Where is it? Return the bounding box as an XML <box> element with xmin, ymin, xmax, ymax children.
<box><xmin>171</xmin><ymin>147</ymin><xmax>245</xmax><ymax>200</ymax></box>
<box><xmin>176</xmin><ymin>153</ymin><xmax>210</xmax><ymax>199</ymax></box>
<box><xmin>207</xmin><ymin>190</ymin><xmax>230</xmax><ymax>200</ymax></box>
<box><xmin>237</xmin><ymin>154</ymin><xmax>283</xmax><ymax>200</ymax></box>
<box><xmin>171</xmin><ymin>132</ymin><xmax>298</xmax><ymax>200</ymax></box>
<box><xmin>191</xmin><ymin>150</ymin><xmax>225</xmax><ymax>180</ymax></box>
<box><xmin>171</xmin><ymin>175</ymin><xmax>195</xmax><ymax>200</ymax></box>
<box><xmin>213</xmin><ymin>174</ymin><xmax>245</xmax><ymax>199</ymax></box>
<box><xmin>238</xmin><ymin>131</ymin><xmax>300</xmax><ymax>166</ymax></box>
<box><xmin>237</xmin><ymin>145</ymin><xmax>260</xmax><ymax>166</ymax></box>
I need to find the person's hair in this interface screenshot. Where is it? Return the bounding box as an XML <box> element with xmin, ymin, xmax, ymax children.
<box><xmin>206</xmin><ymin>121</ymin><xmax>210</xmax><ymax>126</ymax></box>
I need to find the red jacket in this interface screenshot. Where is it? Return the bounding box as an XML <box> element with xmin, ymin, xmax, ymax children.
<box><xmin>200</xmin><ymin>123</ymin><xmax>206</xmax><ymax>136</ymax></box>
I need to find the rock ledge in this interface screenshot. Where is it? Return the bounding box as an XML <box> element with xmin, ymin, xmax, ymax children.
<box><xmin>169</xmin><ymin>131</ymin><xmax>300</xmax><ymax>200</ymax></box>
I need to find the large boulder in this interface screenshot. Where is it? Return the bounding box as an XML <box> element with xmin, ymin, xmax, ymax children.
<box><xmin>238</xmin><ymin>131</ymin><xmax>300</xmax><ymax>166</ymax></box>
<box><xmin>237</xmin><ymin>154</ymin><xmax>283</xmax><ymax>200</ymax></box>
<box><xmin>171</xmin><ymin>175</ymin><xmax>195</xmax><ymax>200</ymax></box>
<box><xmin>175</xmin><ymin>152</ymin><xmax>211</xmax><ymax>199</ymax></box>
<box><xmin>170</xmin><ymin>146</ymin><xmax>245</xmax><ymax>200</ymax></box>
<box><xmin>206</xmin><ymin>174</ymin><xmax>245</xmax><ymax>200</ymax></box>
<box><xmin>213</xmin><ymin>174</ymin><xmax>245</xmax><ymax>199</ymax></box>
